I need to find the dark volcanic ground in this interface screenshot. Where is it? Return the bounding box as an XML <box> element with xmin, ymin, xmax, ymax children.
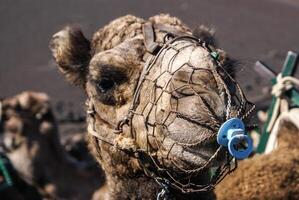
<box><xmin>1</xmin><ymin>0</ymin><xmax>299</xmax><ymax>122</ymax></box>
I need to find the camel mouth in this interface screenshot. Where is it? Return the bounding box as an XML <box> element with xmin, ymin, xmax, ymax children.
<box><xmin>160</xmin><ymin>133</ymin><xmax>224</xmax><ymax>171</ymax></box>
<box><xmin>183</xmin><ymin>140</ymin><xmax>223</xmax><ymax>165</ymax></box>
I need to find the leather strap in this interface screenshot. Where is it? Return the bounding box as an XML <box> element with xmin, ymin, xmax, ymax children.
<box><xmin>142</xmin><ymin>22</ymin><xmax>192</xmax><ymax>56</ymax></box>
<box><xmin>142</xmin><ymin>22</ymin><xmax>161</xmax><ymax>54</ymax></box>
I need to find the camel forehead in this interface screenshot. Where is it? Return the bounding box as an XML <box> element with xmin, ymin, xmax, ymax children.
<box><xmin>91</xmin><ymin>15</ymin><xmax>144</xmax><ymax>52</ymax></box>
<box><xmin>91</xmin><ymin>14</ymin><xmax>190</xmax><ymax>52</ymax></box>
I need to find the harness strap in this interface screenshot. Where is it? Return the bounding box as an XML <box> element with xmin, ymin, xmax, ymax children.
<box><xmin>142</xmin><ymin>22</ymin><xmax>161</xmax><ymax>54</ymax></box>
<box><xmin>142</xmin><ymin>22</ymin><xmax>191</xmax><ymax>55</ymax></box>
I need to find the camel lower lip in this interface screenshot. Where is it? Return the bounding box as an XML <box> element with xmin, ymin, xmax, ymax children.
<box><xmin>163</xmin><ymin>140</ymin><xmax>221</xmax><ymax>168</ymax></box>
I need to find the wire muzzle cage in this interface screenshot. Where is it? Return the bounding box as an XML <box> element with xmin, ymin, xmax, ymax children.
<box><xmin>88</xmin><ymin>32</ymin><xmax>255</xmax><ymax>194</ymax></box>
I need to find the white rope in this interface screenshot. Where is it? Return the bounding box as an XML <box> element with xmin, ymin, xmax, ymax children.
<box><xmin>267</xmin><ymin>74</ymin><xmax>299</xmax><ymax>132</ymax></box>
<box><xmin>266</xmin><ymin>98</ymin><xmax>281</xmax><ymax>133</ymax></box>
<box><xmin>271</xmin><ymin>74</ymin><xmax>299</xmax><ymax>98</ymax></box>
<box><xmin>265</xmin><ymin>74</ymin><xmax>299</xmax><ymax>153</ymax></box>
<box><xmin>265</xmin><ymin>108</ymin><xmax>299</xmax><ymax>154</ymax></box>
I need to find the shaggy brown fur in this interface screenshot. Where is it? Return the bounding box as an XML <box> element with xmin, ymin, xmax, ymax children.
<box><xmin>50</xmin><ymin>14</ymin><xmax>241</xmax><ymax>199</ymax></box>
<box><xmin>215</xmin><ymin>119</ymin><xmax>299</xmax><ymax>200</ymax></box>
<box><xmin>0</xmin><ymin>91</ymin><xmax>102</xmax><ymax>199</ymax></box>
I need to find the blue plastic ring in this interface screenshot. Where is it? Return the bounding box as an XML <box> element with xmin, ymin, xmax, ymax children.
<box><xmin>228</xmin><ymin>134</ymin><xmax>253</xmax><ymax>160</ymax></box>
<box><xmin>217</xmin><ymin>118</ymin><xmax>245</xmax><ymax>146</ymax></box>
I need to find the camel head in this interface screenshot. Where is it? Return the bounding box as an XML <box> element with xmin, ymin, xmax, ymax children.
<box><xmin>0</xmin><ymin>92</ymin><xmax>61</xmax><ymax>190</ymax></box>
<box><xmin>50</xmin><ymin>14</ymin><xmax>254</xmax><ymax>197</ymax></box>
<box><xmin>0</xmin><ymin>91</ymin><xmax>101</xmax><ymax>199</ymax></box>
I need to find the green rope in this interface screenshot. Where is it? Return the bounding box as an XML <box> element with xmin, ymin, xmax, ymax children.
<box><xmin>0</xmin><ymin>156</ymin><xmax>13</xmax><ymax>190</ymax></box>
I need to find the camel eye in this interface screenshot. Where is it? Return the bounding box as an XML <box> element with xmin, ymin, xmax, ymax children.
<box><xmin>97</xmin><ymin>79</ymin><xmax>115</xmax><ymax>93</ymax></box>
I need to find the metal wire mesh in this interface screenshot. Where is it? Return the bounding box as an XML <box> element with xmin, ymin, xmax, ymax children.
<box><xmin>88</xmin><ymin>35</ymin><xmax>255</xmax><ymax>194</ymax></box>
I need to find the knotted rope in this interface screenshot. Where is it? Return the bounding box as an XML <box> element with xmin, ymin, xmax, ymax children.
<box><xmin>265</xmin><ymin>74</ymin><xmax>299</xmax><ymax>153</ymax></box>
<box><xmin>267</xmin><ymin>74</ymin><xmax>299</xmax><ymax>133</ymax></box>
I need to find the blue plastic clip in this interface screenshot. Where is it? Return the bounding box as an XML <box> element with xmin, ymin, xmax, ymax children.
<box><xmin>217</xmin><ymin>118</ymin><xmax>253</xmax><ymax>159</ymax></box>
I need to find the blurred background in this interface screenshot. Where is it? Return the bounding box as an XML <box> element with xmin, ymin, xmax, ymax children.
<box><xmin>1</xmin><ymin>0</ymin><xmax>299</xmax><ymax>122</ymax></box>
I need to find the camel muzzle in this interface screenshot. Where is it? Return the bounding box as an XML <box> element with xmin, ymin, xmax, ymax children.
<box><xmin>87</xmin><ymin>22</ymin><xmax>256</xmax><ymax>196</ymax></box>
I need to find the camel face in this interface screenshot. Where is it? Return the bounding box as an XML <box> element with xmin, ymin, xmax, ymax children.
<box><xmin>1</xmin><ymin>92</ymin><xmax>103</xmax><ymax>199</ymax></box>
<box><xmin>0</xmin><ymin>92</ymin><xmax>58</xmax><ymax>185</ymax></box>
<box><xmin>50</xmin><ymin>14</ymin><xmax>253</xmax><ymax>197</ymax></box>
<box><xmin>86</xmin><ymin>36</ymin><xmax>227</xmax><ymax>170</ymax></box>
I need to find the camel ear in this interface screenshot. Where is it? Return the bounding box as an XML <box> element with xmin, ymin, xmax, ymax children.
<box><xmin>49</xmin><ymin>26</ymin><xmax>91</xmax><ymax>87</ymax></box>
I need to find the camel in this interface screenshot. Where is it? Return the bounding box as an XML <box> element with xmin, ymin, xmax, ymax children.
<box><xmin>49</xmin><ymin>14</ymin><xmax>255</xmax><ymax>199</ymax></box>
<box><xmin>215</xmin><ymin>109</ymin><xmax>299</xmax><ymax>200</ymax></box>
<box><xmin>0</xmin><ymin>91</ymin><xmax>102</xmax><ymax>199</ymax></box>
